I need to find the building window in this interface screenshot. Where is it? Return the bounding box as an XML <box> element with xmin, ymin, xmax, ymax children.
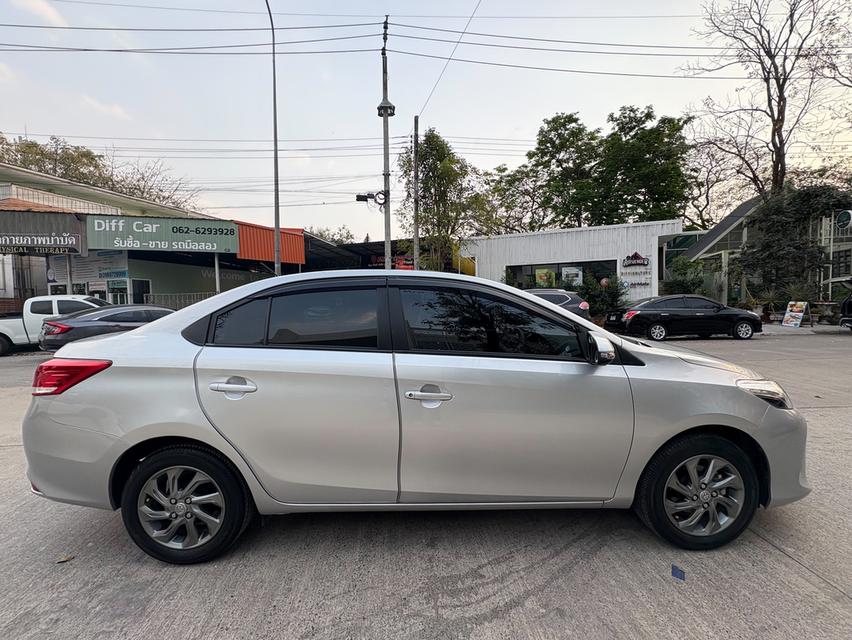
<box><xmin>505</xmin><ymin>260</ymin><xmax>617</xmax><ymax>290</ymax></box>
<box><xmin>833</xmin><ymin>249</ymin><xmax>851</xmax><ymax>277</ymax></box>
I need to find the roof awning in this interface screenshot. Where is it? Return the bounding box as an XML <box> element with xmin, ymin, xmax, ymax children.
<box><xmin>235</xmin><ymin>221</ymin><xmax>305</xmax><ymax>264</ymax></box>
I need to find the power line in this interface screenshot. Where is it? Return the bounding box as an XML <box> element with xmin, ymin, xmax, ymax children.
<box><xmin>0</xmin><ymin>42</ymin><xmax>380</xmax><ymax>56</ymax></box>
<box><xmin>417</xmin><ymin>0</ymin><xmax>482</xmax><ymax>117</ymax></box>
<box><xmin>0</xmin><ymin>21</ymin><xmax>381</xmax><ymax>33</ymax></box>
<box><xmin>0</xmin><ymin>131</ymin><xmax>407</xmax><ymax>142</ymax></box>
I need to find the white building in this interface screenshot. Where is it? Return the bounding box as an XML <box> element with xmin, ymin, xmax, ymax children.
<box><xmin>465</xmin><ymin>219</ymin><xmax>685</xmax><ymax>301</ymax></box>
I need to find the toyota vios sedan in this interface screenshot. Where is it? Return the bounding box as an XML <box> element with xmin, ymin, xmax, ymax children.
<box><xmin>22</xmin><ymin>271</ymin><xmax>809</xmax><ymax>564</ymax></box>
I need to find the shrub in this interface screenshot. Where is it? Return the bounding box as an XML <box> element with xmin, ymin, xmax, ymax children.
<box><xmin>578</xmin><ymin>274</ymin><xmax>629</xmax><ymax>317</ymax></box>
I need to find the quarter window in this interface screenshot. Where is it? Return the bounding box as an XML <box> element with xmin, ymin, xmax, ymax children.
<box><xmin>267</xmin><ymin>289</ymin><xmax>378</xmax><ymax>349</ymax></box>
<box><xmin>212</xmin><ymin>298</ymin><xmax>268</xmax><ymax>346</ymax></box>
<box><xmin>399</xmin><ymin>287</ymin><xmax>583</xmax><ymax>359</ymax></box>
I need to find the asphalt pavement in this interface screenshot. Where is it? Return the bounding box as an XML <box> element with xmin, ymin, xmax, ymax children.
<box><xmin>0</xmin><ymin>335</ymin><xmax>851</xmax><ymax>639</ymax></box>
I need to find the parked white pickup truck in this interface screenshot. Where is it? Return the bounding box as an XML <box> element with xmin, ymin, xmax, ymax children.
<box><xmin>0</xmin><ymin>295</ymin><xmax>110</xmax><ymax>355</ymax></box>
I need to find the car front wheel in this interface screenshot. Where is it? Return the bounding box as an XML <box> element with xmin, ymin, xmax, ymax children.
<box><xmin>647</xmin><ymin>323</ymin><xmax>668</xmax><ymax>341</ymax></box>
<box><xmin>120</xmin><ymin>446</ymin><xmax>252</xmax><ymax>564</ymax></box>
<box><xmin>733</xmin><ymin>321</ymin><xmax>754</xmax><ymax>340</ymax></box>
<box><xmin>634</xmin><ymin>434</ymin><xmax>759</xmax><ymax>550</ymax></box>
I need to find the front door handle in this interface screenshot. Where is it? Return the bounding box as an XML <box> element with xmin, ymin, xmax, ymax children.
<box><xmin>405</xmin><ymin>390</ymin><xmax>453</xmax><ymax>401</ymax></box>
<box><xmin>209</xmin><ymin>378</ymin><xmax>257</xmax><ymax>395</ymax></box>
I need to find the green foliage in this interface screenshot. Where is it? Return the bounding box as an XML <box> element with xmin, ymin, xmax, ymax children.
<box><xmin>397</xmin><ymin>128</ymin><xmax>488</xmax><ymax>269</ymax></box>
<box><xmin>662</xmin><ymin>255</ymin><xmax>705</xmax><ymax>295</ymax></box>
<box><xmin>578</xmin><ymin>274</ymin><xmax>630</xmax><ymax>317</ymax></box>
<box><xmin>0</xmin><ymin>134</ymin><xmax>198</xmax><ymax>209</ymax></box>
<box><xmin>739</xmin><ymin>186</ymin><xmax>852</xmax><ymax>297</ymax></box>
<box><xmin>305</xmin><ymin>225</ymin><xmax>355</xmax><ymax>245</ymax></box>
<box><xmin>486</xmin><ymin>106</ymin><xmax>693</xmax><ymax>231</ymax></box>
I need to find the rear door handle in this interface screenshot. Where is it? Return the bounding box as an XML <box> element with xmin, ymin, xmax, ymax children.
<box><xmin>209</xmin><ymin>381</ymin><xmax>257</xmax><ymax>394</ymax></box>
<box><xmin>405</xmin><ymin>390</ymin><xmax>453</xmax><ymax>401</ymax></box>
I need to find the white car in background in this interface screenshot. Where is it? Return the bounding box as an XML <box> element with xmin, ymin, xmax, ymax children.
<box><xmin>0</xmin><ymin>294</ymin><xmax>109</xmax><ymax>355</ymax></box>
<box><xmin>22</xmin><ymin>271</ymin><xmax>810</xmax><ymax>564</ymax></box>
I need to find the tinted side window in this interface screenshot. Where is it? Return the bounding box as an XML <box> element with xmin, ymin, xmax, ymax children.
<box><xmin>399</xmin><ymin>287</ymin><xmax>583</xmax><ymax>359</ymax></box>
<box><xmin>146</xmin><ymin>309</ymin><xmax>173</xmax><ymax>321</ymax></box>
<box><xmin>645</xmin><ymin>298</ymin><xmax>681</xmax><ymax>310</ymax></box>
<box><xmin>535</xmin><ymin>293</ymin><xmax>569</xmax><ymax>305</ymax></box>
<box><xmin>213</xmin><ymin>298</ymin><xmax>268</xmax><ymax>346</ymax></box>
<box><xmin>57</xmin><ymin>300</ymin><xmax>92</xmax><ymax>314</ymax></box>
<box><xmin>268</xmin><ymin>289</ymin><xmax>378</xmax><ymax>349</ymax></box>
<box><xmin>684</xmin><ymin>297</ymin><xmax>718</xmax><ymax>310</ymax></box>
<box><xmin>103</xmin><ymin>310</ymin><xmax>148</xmax><ymax>323</ymax></box>
<box><xmin>29</xmin><ymin>301</ymin><xmax>53</xmax><ymax>315</ymax></box>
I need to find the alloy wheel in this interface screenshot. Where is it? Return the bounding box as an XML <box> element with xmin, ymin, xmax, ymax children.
<box><xmin>136</xmin><ymin>466</ymin><xmax>225</xmax><ymax>550</ymax></box>
<box><xmin>663</xmin><ymin>455</ymin><xmax>744</xmax><ymax>537</ymax></box>
<box><xmin>736</xmin><ymin>322</ymin><xmax>753</xmax><ymax>339</ymax></box>
<box><xmin>649</xmin><ymin>324</ymin><xmax>667</xmax><ymax>341</ymax></box>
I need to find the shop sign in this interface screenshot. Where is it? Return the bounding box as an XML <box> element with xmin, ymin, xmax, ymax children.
<box><xmin>87</xmin><ymin>215</ymin><xmax>239</xmax><ymax>253</ymax></box>
<box><xmin>782</xmin><ymin>301</ymin><xmax>809</xmax><ymax>328</ymax></box>
<box><xmin>622</xmin><ymin>252</ymin><xmax>651</xmax><ymax>267</ymax></box>
<box><xmin>0</xmin><ymin>212</ymin><xmax>84</xmax><ymax>255</ymax></box>
<box><xmin>837</xmin><ymin>210</ymin><xmax>851</xmax><ymax>230</ymax></box>
<box><xmin>48</xmin><ymin>250</ymin><xmax>129</xmax><ymax>283</ymax></box>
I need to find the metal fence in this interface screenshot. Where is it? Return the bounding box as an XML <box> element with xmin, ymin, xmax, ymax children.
<box><xmin>144</xmin><ymin>292</ymin><xmax>216</xmax><ymax>310</ymax></box>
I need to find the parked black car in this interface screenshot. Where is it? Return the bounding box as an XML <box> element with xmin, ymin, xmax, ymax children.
<box><xmin>604</xmin><ymin>295</ymin><xmax>762</xmax><ymax>341</ymax></box>
<box><xmin>39</xmin><ymin>304</ymin><xmax>173</xmax><ymax>351</ymax></box>
<box><xmin>529</xmin><ymin>289</ymin><xmax>591</xmax><ymax>319</ymax></box>
<box><xmin>840</xmin><ymin>280</ymin><xmax>852</xmax><ymax>332</ymax></box>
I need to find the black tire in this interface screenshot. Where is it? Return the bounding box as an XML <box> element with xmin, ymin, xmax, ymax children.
<box><xmin>646</xmin><ymin>323</ymin><xmax>668</xmax><ymax>341</ymax></box>
<box><xmin>0</xmin><ymin>335</ymin><xmax>11</xmax><ymax>356</ymax></box>
<box><xmin>634</xmin><ymin>434</ymin><xmax>759</xmax><ymax>550</ymax></box>
<box><xmin>698</xmin><ymin>333</ymin><xmax>712</xmax><ymax>339</ymax></box>
<box><xmin>732</xmin><ymin>321</ymin><xmax>755</xmax><ymax>340</ymax></box>
<box><xmin>120</xmin><ymin>445</ymin><xmax>252</xmax><ymax>564</ymax></box>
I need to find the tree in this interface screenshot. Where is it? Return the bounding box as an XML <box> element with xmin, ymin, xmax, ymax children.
<box><xmin>691</xmin><ymin>0</ymin><xmax>845</xmax><ymax>196</ymax></box>
<box><xmin>0</xmin><ymin>134</ymin><xmax>198</xmax><ymax>209</ymax></box>
<box><xmin>305</xmin><ymin>225</ymin><xmax>355</xmax><ymax>245</ymax></box>
<box><xmin>397</xmin><ymin>128</ymin><xmax>488</xmax><ymax>269</ymax></box>
<box><xmin>477</xmin><ymin>164</ymin><xmax>553</xmax><ymax>235</ymax></box>
<box><xmin>524</xmin><ymin>113</ymin><xmax>601</xmax><ymax>228</ymax></box>
<box><xmin>738</xmin><ymin>185</ymin><xmax>851</xmax><ymax>295</ymax></box>
<box><xmin>577</xmin><ymin>274</ymin><xmax>629</xmax><ymax>317</ymax></box>
<box><xmin>594</xmin><ymin>106</ymin><xmax>693</xmax><ymax>225</ymax></box>
<box><xmin>662</xmin><ymin>256</ymin><xmax>706</xmax><ymax>294</ymax></box>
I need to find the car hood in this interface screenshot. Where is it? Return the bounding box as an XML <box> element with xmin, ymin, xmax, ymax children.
<box><xmin>615</xmin><ymin>336</ymin><xmax>761</xmax><ymax>379</ymax></box>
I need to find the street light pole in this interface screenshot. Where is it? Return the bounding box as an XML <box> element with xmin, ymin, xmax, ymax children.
<box><xmin>264</xmin><ymin>0</ymin><xmax>281</xmax><ymax>275</ymax></box>
<box><xmin>413</xmin><ymin>115</ymin><xmax>420</xmax><ymax>270</ymax></box>
<box><xmin>378</xmin><ymin>16</ymin><xmax>395</xmax><ymax>270</ymax></box>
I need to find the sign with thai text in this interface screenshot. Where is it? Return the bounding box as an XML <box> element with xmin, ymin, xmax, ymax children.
<box><xmin>86</xmin><ymin>215</ymin><xmax>238</xmax><ymax>253</ymax></box>
<box><xmin>0</xmin><ymin>212</ymin><xmax>84</xmax><ymax>254</ymax></box>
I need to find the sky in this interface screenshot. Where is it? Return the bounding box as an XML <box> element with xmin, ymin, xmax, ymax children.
<box><xmin>0</xmin><ymin>0</ymin><xmax>773</xmax><ymax>240</ymax></box>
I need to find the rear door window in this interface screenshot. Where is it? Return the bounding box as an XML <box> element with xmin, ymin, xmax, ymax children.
<box><xmin>29</xmin><ymin>301</ymin><xmax>53</xmax><ymax>315</ymax></box>
<box><xmin>212</xmin><ymin>298</ymin><xmax>269</xmax><ymax>346</ymax></box>
<box><xmin>267</xmin><ymin>288</ymin><xmax>378</xmax><ymax>349</ymax></box>
<box><xmin>102</xmin><ymin>310</ymin><xmax>150</xmax><ymax>323</ymax></box>
<box><xmin>684</xmin><ymin>297</ymin><xmax>719</xmax><ymax>310</ymax></box>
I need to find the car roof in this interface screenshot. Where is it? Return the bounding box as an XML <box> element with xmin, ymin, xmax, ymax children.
<box><xmin>60</xmin><ymin>304</ymin><xmax>171</xmax><ymax>319</ymax></box>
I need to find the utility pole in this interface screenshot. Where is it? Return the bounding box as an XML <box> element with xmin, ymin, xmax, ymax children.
<box><xmin>377</xmin><ymin>16</ymin><xmax>395</xmax><ymax>270</ymax></box>
<box><xmin>264</xmin><ymin>0</ymin><xmax>281</xmax><ymax>275</ymax></box>
<box><xmin>412</xmin><ymin>115</ymin><xmax>420</xmax><ymax>270</ymax></box>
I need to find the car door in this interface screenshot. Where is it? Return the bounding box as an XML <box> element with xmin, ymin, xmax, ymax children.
<box><xmin>194</xmin><ymin>279</ymin><xmax>400</xmax><ymax>504</ymax></box>
<box><xmin>684</xmin><ymin>297</ymin><xmax>723</xmax><ymax>334</ymax></box>
<box><xmin>390</xmin><ymin>280</ymin><xmax>634</xmax><ymax>503</ymax></box>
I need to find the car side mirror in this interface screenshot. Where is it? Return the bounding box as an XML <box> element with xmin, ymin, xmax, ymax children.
<box><xmin>587</xmin><ymin>333</ymin><xmax>616</xmax><ymax>365</ymax></box>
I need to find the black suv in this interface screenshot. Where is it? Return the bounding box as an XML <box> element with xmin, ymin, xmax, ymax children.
<box><xmin>604</xmin><ymin>295</ymin><xmax>762</xmax><ymax>341</ymax></box>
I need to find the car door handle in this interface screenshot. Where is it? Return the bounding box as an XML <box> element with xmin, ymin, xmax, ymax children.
<box><xmin>660</xmin><ymin>313</ymin><xmax>670</xmax><ymax>316</ymax></box>
<box><xmin>209</xmin><ymin>381</ymin><xmax>257</xmax><ymax>394</ymax></box>
<box><xmin>405</xmin><ymin>390</ymin><xmax>453</xmax><ymax>401</ymax></box>
<box><xmin>695</xmin><ymin>313</ymin><xmax>705</xmax><ymax>316</ymax></box>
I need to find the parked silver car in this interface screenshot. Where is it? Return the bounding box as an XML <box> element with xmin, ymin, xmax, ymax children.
<box><xmin>22</xmin><ymin>271</ymin><xmax>810</xmax><ymax>564</ymax></box>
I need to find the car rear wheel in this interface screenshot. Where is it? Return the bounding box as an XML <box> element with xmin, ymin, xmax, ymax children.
<box><xmin>634</xmin><ymin>434</ymin><xmax>759</xmax><ymax>550</ymax></box>
<box><xmin>0</xmin><ymin>335</ymin><xmax>10</xmax><ymax>356</ymax></box>
<box><xmin>647</xmin><ymin>323</ymin><xmax>667</xmax><ymax>341</ymax></box>
<box><xmin>733</xmin><ymin>321</ymin><xmax>754</xmax><ymax>340</ymax></box>
<box><xmin>120</xmin><ymin>446</ymin><xmax>252</xmax><ymax>564</ymax></box>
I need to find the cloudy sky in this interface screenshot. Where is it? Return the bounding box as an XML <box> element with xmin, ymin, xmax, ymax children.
<box><xmin>1</xmin><ymin>0</ymin><xmax>756</xmax><ymax>239</ymax></box>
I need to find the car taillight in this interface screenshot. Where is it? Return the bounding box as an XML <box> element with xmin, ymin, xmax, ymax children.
<box><xmin>32</xmin><ymin>359</ymin><xmax>111</xmax><ymax>396</ymax></box>
<box><xmin>578</xmin><ymin>301</ymin><xmax>590</xmax><ymax>311</ymax></box>
<box><xmin>43</xmin><ymin>321</ymin><xmax>71</xmax><ymax>335</ymax></box>
<box><xmin>623</xmin><ymin>310</ymin><xmax>640</xmax><ymax>322</ymax></box>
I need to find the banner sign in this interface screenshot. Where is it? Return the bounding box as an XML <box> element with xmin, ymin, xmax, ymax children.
<box><xmin>86</xmin><ymin>215</ymin><xmax>239</xmax><ymax>253</ymax></box>
<box><xmin>48</xmin><ymin>250</ymin><xmax>128</xmax><ymax>283</ymax></box>
<box><xmin>0</xmin><ymin>212</ymin><xmax>84</xmax><ymax>254</ymax></box>
<box><xmin>781</xmin><ymin>301</ymin><xmax>809</xmax><ymax>327</ymax></box>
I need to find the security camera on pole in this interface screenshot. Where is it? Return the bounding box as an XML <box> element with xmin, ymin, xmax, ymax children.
<box><xmin>377</xmin><ymin>16</ymin><xmax>395</xmax><ymax>270</ymax></box>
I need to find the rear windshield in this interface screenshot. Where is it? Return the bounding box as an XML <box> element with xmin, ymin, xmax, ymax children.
<box><xmin>85</xmin><ymin>297</ymin><xmax>111</xmax><ymax>307</ymax></box>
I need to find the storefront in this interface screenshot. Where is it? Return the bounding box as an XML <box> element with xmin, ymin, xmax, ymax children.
<box><xmin>465</xmin><ymin>219</ymin><xmax>684</xmax><ymax>300</ymax></box>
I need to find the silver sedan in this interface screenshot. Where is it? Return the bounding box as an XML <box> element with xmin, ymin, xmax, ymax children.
<box><xmin>22</xmin><ymin>270</ymin><xmax>810</xmax><ymax>564</ymax></box>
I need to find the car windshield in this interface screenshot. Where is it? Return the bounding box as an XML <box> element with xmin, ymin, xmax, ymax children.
<box><xmin>85</xmin><ymin>297</ymin><xmax>111</xmax><ymax>307</ymax></box>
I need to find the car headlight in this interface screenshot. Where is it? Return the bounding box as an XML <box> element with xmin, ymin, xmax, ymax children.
<box><xmin>736</xmin><ymin>379</ymin><xmax>792</xmax><ymax>409</ymax></box>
